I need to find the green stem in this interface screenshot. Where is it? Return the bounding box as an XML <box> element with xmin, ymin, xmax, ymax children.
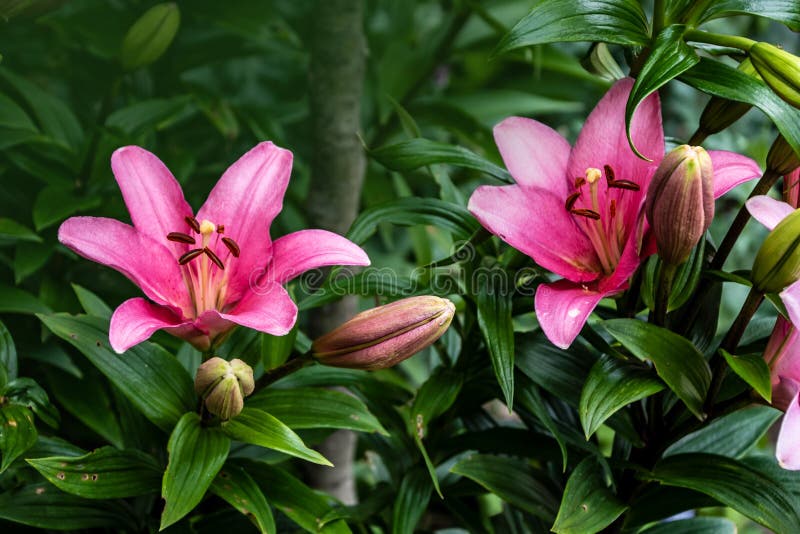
<box><xmin>254</xmin><ymin>356</ymin><xmax>313</xmax><ymax>390</ymax></box>
<box><xmin>710</xmin><ymin>170</ymin><xmax>780</xmax><ymax>270</ymax></box>
<box><xmin>704</xmin><ymin>287</ymin><xmax>764</xmax><ymax>414</ymax></box>
<box><xmin>654</xmin><ymin>261</ymin><xmax>677</xmax><ymax>326</ymax></box>
<box><xmin>684</xmin><ymin>30</ymin><xmax>755</xmax><ymax>51</ymax></box>
<box><xmin>653</xmin><ymin>0</ymin><xmax>665</xmax><ymax>35</ymax></box>
<box><xmin>687</xmin><ymin>128</ymin><xmax>707</xmax><ymax>146</ymax></box>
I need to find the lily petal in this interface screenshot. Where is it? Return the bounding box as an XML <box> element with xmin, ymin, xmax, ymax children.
<box><xmin>109</xmin><ymin>298</ymin><xmax>186</xmax><ymax>353</ymax></box>
<box><xmin>469</xmin><ymin>184</ymin><xmax>601</xmax><ymax>282</ymax></box>
<box><xmin>708</xmin><ymin>150</ymin><xmax>762</xmax><ymax>198</ymax></box>
<box><xmin>781</xmin><ymin>280</ymin><xmax>800</xmax><ymax>331</ymax></box>
<box><xmin>493</xmin><ymin>116</ymin><xmax>572</xmax><ymax>195</ymax></box>
<box><xmin>111</xmin><ymin>146</ymin><xmax>194</xmax><ymax>255</ymax></box>
<box><xmin>567</xmin><ymin>78</ymin><xmax>663</xmax><ymax>192</ymax></box>
<box><xmin>59</xmin><ymin>217</ymin><xmax>190</xmax><ymax>312</ymax></box>
<box><xmin>777</xmin><ymin>392</ymin><xmax>800</xmax><ymax>470</ymax></box>
<box><xmin>197</xmin><ymin>142</ymin><xmax>293</xmax><ymax>302</ymax></box>
<box><xmin>214</xmin><ymin>281</ymin><xmax>298</xmax><ymax>336</ymax></box>
<box><xmin>535</xmin><ymin>280</ymin><xmax>608</xmax><ymax>349</ymax></box>
<box><xmin>747</xmin><ymin>195</ymin><xmax>794</xmax><ymax>231</ymax></box>
<box><xmin>267</xmin><ymin>229</ymin><xmax>370</xmax><ymax>285</ymax></box>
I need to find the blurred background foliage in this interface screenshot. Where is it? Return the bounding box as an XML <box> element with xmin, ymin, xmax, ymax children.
<box><xmin>0</xmin><ymin>0</ymin><xmax>797</xmax><ymax>532</ymax></box>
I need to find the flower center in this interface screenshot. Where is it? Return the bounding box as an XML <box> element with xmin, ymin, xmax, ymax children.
<box><xmin>167</xmin><ymin>216</ymin><xmax>241</xmax><ymax>316</ymax></box>
<box><xmin>564</xmin><ymin>165</ymin><xmax>640</xmax><ymax>275</ymax></box>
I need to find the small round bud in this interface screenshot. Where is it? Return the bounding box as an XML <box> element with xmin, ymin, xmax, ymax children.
<box><xmin>752</xmin><ymin>208</ymin><xmax>800</xmax><ymax>293</ymax></box>
<box><xmin>646</xmin><ymin>145</ymin><xmax>714</xmax><ymax>265</ymax></box>
<box><xmin>194</xmin><ymin>357</ymin><xmax>254</xmax><ymax>420</ymax></box>
<box><xmin>750</xmin><ymin>42</ymin><xmax>800</xmax><ymax>109</ymax></box>
<box><xmin>312</xmin><ymin>296</ymin><xmax>456</xmax><ymax>370</ymax></box>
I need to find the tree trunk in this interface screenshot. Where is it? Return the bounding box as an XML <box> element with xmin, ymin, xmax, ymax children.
<box><xmin>304</xmin><ymin>0</ymin><xmax>366</xmax><ymax>506</ymax></box>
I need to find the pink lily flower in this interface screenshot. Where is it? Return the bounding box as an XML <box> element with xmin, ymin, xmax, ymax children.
<box><xmin>468</xmin><ymin>78</ymin><xmax>761</xmax><ymax>348</ymax></box>
<box><xmin>59</xmin><ymin>142</ymin><xmax>370</xmax><ymax>354</ymax></box>
<box><xmin>747</xmin><ymin>185</ymin><xmax>800</xmax><ymax>469</ymax></box>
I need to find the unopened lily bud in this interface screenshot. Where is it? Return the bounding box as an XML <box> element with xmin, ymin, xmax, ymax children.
<box><xmin>120</xmin><ymin>3</ymin><xmax>181</xmax><ymax>71</ymax></box>
<box><xmin>312</xmin><ymin>296</ymin><xmax>456</xmax><ymax>370</ymax></box>
<box><xmin>646</xmin><ymin>145</ymin><xmax>714</xmax><ymax>265</ymax></box>
<box><xmin>696</xmin><ymin>59</ymin><xmax>757</xmax><ymax>137</ymax></box>
<box><xmin>767</xmin><ymin>135</ymin><xmax>800</xmax><ymax>177</ymax></box>
<box><xmin>750</xmin><ymin>43</ymin><xmax>800</xmax><ymax>109</ymax></box>
<box><xmin>752</xmin><ymin>208</ymin><xmax>800</xmax><ymax>293</ymax></box>
<box><xmin>194</xmin><ymin>357</ymin><xmax>254</xmax><ymax>420</ymax></box>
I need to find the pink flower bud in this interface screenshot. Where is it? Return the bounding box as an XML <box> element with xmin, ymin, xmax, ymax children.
<box><xmin>312</xmin><ymin>296</ymin><xmax>456</xmax><ymax>370</ymax></box>
<box><xmin>645</xmin><ymin>145</ymin><xmax>714</xmax><ymax>265</ymax></box>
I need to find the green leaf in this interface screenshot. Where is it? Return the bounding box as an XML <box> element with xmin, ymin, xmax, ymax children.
<box><xmin>347</xmin><ymin>198</ymin><xmax>480</xmax><ymax>244</ymax></box>
<box><xmin>370</xmin><ymin>138</ymin><xmax>511</xmax><ymax>183</ymax></box>
<box><xmin>0</xmin><ymin>319</ymin><xmax>17</xmax><ymax>381</ymax></box>
<box><xmin>221</xmin><ymin>407</ymin><xmax>331</xmax><ymax>466</ymax></box>
<box><xmin>106</xmin><ymin>96</ymin><xmax>192</xmax><ymax>136</ymax></box>
<box><xmin>647</xmin><ymin>453</ymin><xmax>800</xmax><ymax>532</ymax></box>
<box><xmin>516</xmin><ymin>378</ymin><xmax>570</xmax><ymax>469</ymax></box>
<box><xmin>0</xmin><ymin>403</ymin><xmax>37</xmax><ymax>472</ymax></box>
<box><xmin>451</xmin><ymin>453</ymin><xmax>559</xmax><ymax>521</ymax></box>
<box><xmin>681</xmin><ymin>58</ymin><xmax>800</xmax><ymax>158</ymax></box>
<box><xmin>476</xmin><ymin>276</ymin><xmax>515</xmax><ymax>409</ymax></box>
<box><xmin>261</xmin><ymin>327</ymin><xmax>297</xmax><ymax>370</ymax></box>
<box><xmin>247</xmin><ymin>387</ymin><xmax>387</xmax><ymax>435</ymax></box>
<box><xmin>5</xmin><ymin>378</ymin><xmax>59</xmax><ymax>428</ymax></box>
<box><xmin>495</xmin><ymin>0</ymin><xmax>650</xmax><ymax>54</ymax></box>
<box><xmin>552</xmin><ymin>457</ymin><xmax>627</xmax><ymax>533</ymax></box>
<box><xmin>0</xmin><ymin>284</ymin><xmax>50</xmax><ymax>314</ymax></box>
<box><xmin>242</xmin><ymin>460</ymin><xmax>352</xmax><ymax>533</ymax></box>
<box><xmin>602</xmin><ymin>319</ymin><xmax>711</xmax><ymax>419</ymax></box>
<box><xmin>663</xmin><ymin>405</ymin><xmax>781</xmax><ymax>458</ymax></box>
<box><xmin>0</xmin><ymin>91</ymin><xmax>38</xmax><ymax>134</ymax></box>
<box><xmin>27</xmin><ymin>447</ymin><xmax>161</xmax><ymax>499</ymax></box>
<box><xmin>45</xmin><ymin>370</ymin><xmax>123</xmax><ymax>448</ymax></box>
<box><xmin>14</xmin><ymin>242</ymin><xmax>53</xmax><ymax>284</ymax></box>
<box><xmin>638</xmin><ymin>517</ymin><xmax>736</xmax><ymax>534</ymax></box>
<box><xmin>0</xmin><ymin>217</ymin><xmax>41</xmax><ymax>245</ymax></box>
<box><xmin>626</xmin><ymin>25</ymin><xmax>699</xmax><ymax>158</ymax></box>
<box><xmin>720</xmin><ymin>349</ymin><xmax>772</xmax><ymax>402</ymax></box>
<box><xmin>210</xmin><ymin>463</ymin><xmax>275</xmax><ymax>534</ymax></box>
<box><xmin>579</xmin><ymin>354</ymin><xmax>664</xmax><ymax>439</ymax></box>
<box><xmin>71</xmin><ymin>284</ymin><xmax>112</xmax><ymax>319</ymax></box>
<box><xmin>0</xmin><ymin>68</ymin><xmax>84</xmax><ymax>152</ymax></box>
<box><xmin>700</xmin><ymin>0</ymin><xmax>800</xmax><ymax>31</ymax></box>
<box><xmin>33</xmin><ymin>187</ymin><xmax>101</xmax><ymax>231</ymax></box>
<box><xmin>392</xmin><ymin>468</ymin><xmax>432</xmax><ymax>534</ymax></box>
<box><xmin>0</xmin><ymin>483</ymin><xmax>134</xmax><ymax>530</ymax></box>
<box><xmin>38</xmin><ymin>313</ymin><xmax>195</xmax><ymax>430</ymax></box>
<box><xmin>161</xmin><ymin>413</ymin><xmax>230</xmax><ymax>530</ymax></box>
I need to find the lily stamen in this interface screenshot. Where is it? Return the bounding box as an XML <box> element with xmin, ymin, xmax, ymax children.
<box><xmin>222</xmin><ymin>237</ymin><xmax>241</xmax><ymax>257</ymax></box>
<box><xmin>570</xmin><ymin>208</ymin><xmax>601</xmax><ymax>219</ymax></box>
<box><xmin>565</xmin><ymin>191</ymin><xmax>581</xmax><ymax>211</ymax></box>
<box><xmin>204</xmin><ymin>247</ymin><xmax>225</xmax><ymax>269</ymax></box>
<box><xmin>185</xmin><ymin>216</ymin><xmax>201</xmax><ymax>233</ymax></box>
<box><xmin>167</xmin><ymin>232</ymin><xmax>196</xmax><ymax>244</ymax></box>
<box><xmin>179</xmin><ymin>248</ymin><xmax>204</xmax><ymax>265</ymax></box>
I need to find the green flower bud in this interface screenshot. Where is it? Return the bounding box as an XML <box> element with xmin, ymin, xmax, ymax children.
<box><xmin>646</xmin><ymin>145</ymin><xmax>714</xmax><ymax>265</ymax></box>
<box><xmin>312</xmin><ymin>296</ymin><xmax>455</xmax><ymax>370</ymax></box>
<box><xmin>194</xmin><ymin>357</ymin><xmax>254</xmax><ymax>420</ymax></box>
<box><xmin>752</xmin><ymin>208</ymin><xmax>800</xmax><ymax>293</ymax></box>
<box><xmin>750</xmin><ymin>42</ymin><xmax>800</xmax><ymax>109</ymax></box>
<box><xmin>120</xmin><ymin>3</ymin><xmax>181</xmax><ymax>72</ymax></box>
<box><xmin>696</xmin><ymin>58</ymin><xmax>757</xmax><ymax>137</ymax></box>
<box><xmin>767</xmin><ymin>135</ymin><xmax>800</xmax><ymax>177</ymax></box>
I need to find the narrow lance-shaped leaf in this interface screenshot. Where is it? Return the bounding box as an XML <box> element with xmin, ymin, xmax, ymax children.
<box><xmin>495</xmin><ymin>0</ymin><xmax>650</xmax><ymax>54</ymax></box>
<box><xmin>0</xmin><ymin>403</ymin><xmax>37</xmax><ymax>472</ymax></box>
<box><xmin>27</xmin><ymin>447</ymin><xmax>162</xmax><ymax>499</ymax></box>
<box><xmin>476</xmin><ymin>276</ymin><xmax>515</xmax><ymax>410</ymax></box>
<box><xmin>552</xmin><ymin>457</ymin><xmax>627</xmax><ymax>534</ymax></box>
<box><xmin>210</xmin><ymin>464</ymin><xmax>275</xmax><ymax>534</ymax></box>
<box><xmin>392</xmin><ymin>468</ymin><xmax>432</xmax><ymax>534</ymax></box>
<box><xmin>700</xmin><ymin>0</ymin><xmax>800</xmax><ymax>31</ymax></box>
<box><xmin>602</xmin><ymin>319</ymin><xmax>711</xmax><ymax>420</ymax></box>
<box><xmin>626</xmin><ymin>25</ymin><xmax>699</xmax><ymax>158</ymax></box>
<box><xmin>720</xmin><ymin>349</ymin><xmax>772</xmax><ymax>402</ymax></box>
<box><xmin>0</xmin><ymin>319</ymin><xmax>17</xmax><ymax>381</ymax></box>
<box><xmin>161</xmin><ymin>413</ymin><xmax>230</xmax><ymax>530</ymax></box>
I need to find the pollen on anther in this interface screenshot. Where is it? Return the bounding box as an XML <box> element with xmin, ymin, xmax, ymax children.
<box><xmin>185</xmin><ymin>216</ymin><xmax>201</xmax><ymax>233</ymax></box>
<box><xmin>216</xmin><ymin>225</ymin><xmax>225</xmax><ymax>234</ymax></box>
<box><xmin>178</xmin><ymin>248</ymin><xmax>204</xmax><ymax>265</ymax></box>
<box><xmin>574</xmin><ymin>176</ymin><xmax>586</xmax><ymax>188</ymax></box>
<box><xmin>604</xmin><ymin>164</ymin><xmax>616</xmax><ymax>183</ymax></box>
<box><xmin>570</xmin><ymin>208</ymin><xmax>601</xmax><ymax>220</ymax></box>
<box><xmin>204</xmin><ymin>247</ymin><xmax>225</xmax><ymax>269</ymax></box>
<box><xmin>565</xmin><ymin>191</ymin><xmax>581</xmax><ymax>211</ymax></box>
<box><xmin>222</xmin><ymin>237</ymin><xmax>240</xmax><ymax>257</ymax></box>
<box><xmin>608</xmin><ymin>179</ymin><xmax>640</xmax><ymax>191</ymax></box>
<box><xmin>167</xmin><ymin>232</ymin><xmax>196</xmax><ymax>244</ymax></box>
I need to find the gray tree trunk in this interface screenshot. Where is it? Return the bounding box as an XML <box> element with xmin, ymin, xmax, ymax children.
<box><xmin>304</xmin><ymin>0</ymin><xmax>366</xmax><ymax>506</ymax></box>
